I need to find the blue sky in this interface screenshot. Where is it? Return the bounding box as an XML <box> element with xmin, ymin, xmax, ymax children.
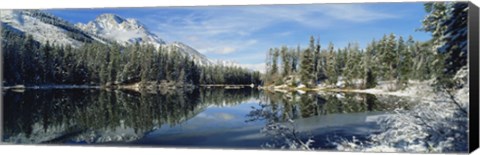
<box><xmin>48</xmin><ymin>2</ymin><xmax>432</xmax><ymax>72</ymax></box>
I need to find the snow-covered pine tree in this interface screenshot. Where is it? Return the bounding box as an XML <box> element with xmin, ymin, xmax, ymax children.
<box><xmin>300</xmin><ymin>48</ymin><xmax>315</xmax><ymax>88</ymax></box>
<box><xmin>421</xmin><ymin>2</ymin><xmax>468</xmax><ymax>87</ymax></box>
<box><xmin>363</xmin><ymin>40</ymin><xmax>377</xmax><ymax>89</ymax></box>
<box><xmin>438</xmin><ymin>2</ymin><xmax>468</xmax><ymax>78</ymax></box>
<box><xmin>326</xmin><ymin>42</ymin><xmax>337</xmax><ymax>85</ymax></box>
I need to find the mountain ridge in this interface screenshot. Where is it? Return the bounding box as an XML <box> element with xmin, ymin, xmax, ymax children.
<box><xmin>75</xmin><ymin>13</ymin><xmax>166</xmax><ymax>47</ymax></box>
<box><xmin>1</xmin><ymin>10</ymin><xmax>219</xmax><ymax>66</ymax></box>
<box><xmin>0</xmin><ymin>10</ymin><xmax>104</xmax><ymax>47</ymax></box>
<box><xmin>76</xmin><ymin>13</ymin><xmax>216</xmax><ymax>66</ymax></box>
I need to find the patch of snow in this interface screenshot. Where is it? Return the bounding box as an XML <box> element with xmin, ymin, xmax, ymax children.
<box><xmin>297</xmin><ymin>84</ymin><xmax>306</xmax><ymax>89</ymax></box>
<box><xmin>346</xmin><ymin>80</ymin><xmax>436</xmax><ymax>99</ymax></box>
<box><xmin>333</xmin><ymin>67</ymin><xmax>469</xmax><ymax>153</ymax></box>
<box><xmin>1</xmin><ymin>10</ymin><xmax>85</xmax><ymax>47</ymax></box>
<box><xmin>335</xmin><ymin>93</ymin><xmax>345</xmax><ymax>99</ymax></box>
<box><xmin>296</xmin><ymin>90</ymin><xmax>306</xmax><ymax>94</ymax></box>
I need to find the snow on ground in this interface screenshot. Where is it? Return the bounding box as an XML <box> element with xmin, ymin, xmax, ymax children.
<box><xmin>349</xmin><ymin>80</ymin><xmax>436</xmax><ymax>99</ymax></box>
<box><xmin>332</xmin><ymin>67</ymin><xmax>470</xmax><ymax>153</ymax></box>
<box><xmin>268</xmin><ymin>76</ymin><xmax>436</xmax><ymax>100</ymax></box>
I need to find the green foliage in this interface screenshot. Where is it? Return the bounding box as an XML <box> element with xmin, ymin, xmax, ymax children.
<box><xmin>262</xmin><ymin>32</ymin><xmax>442</xmax><ymax>90</ymax></box>
<box><xmin>325</xmin><ymin>42</ymin><xmax>337</xmax><ymax>85</ymax></box>
<box><xmin>421</xmin><ymin>2</ymin><xmax>468</xmax><ymax>87</ymax></box>
<box><xmin>300</xmin><ymin>48</ymin><xmax>315</xmax><ymax>87</ymax></box>
<box><xmin>2</xmin><ymin>27</ymin><xmax>260</xmax><ymax>86</ymax></box>
<box><xmin>281</xmin><ymin>46</ymin><xmax>291</xmax><ymax>77</ymax></box>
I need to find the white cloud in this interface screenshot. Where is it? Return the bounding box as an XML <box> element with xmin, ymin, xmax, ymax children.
<box><xmin>185</xmin><ymin>38</ymin><xmax>258</xmax><ymax>55</ymax></box>
<box><xmin>321</xmin><ymin>4</ymin><xmax>399</xmax><ymax>22</ymax></box>
<box><xmin>142</xmin><ymin>4</ymin><xmax>398</xmax><ymax>63</ymax></box>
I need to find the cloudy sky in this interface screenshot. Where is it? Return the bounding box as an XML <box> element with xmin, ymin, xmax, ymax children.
<box><xmin>49</xmin><ymin>2</ymin><xmax>432</xmax><ymax>72</ymax></box>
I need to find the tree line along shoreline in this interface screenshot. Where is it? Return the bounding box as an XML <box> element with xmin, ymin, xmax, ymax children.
<box><xmin>260</xmin><ymin>34</ymin><xmax>440</xmax><ymax>92</ymax></box>
<box><xmin>2</xmin><ymin>2</ymin><xmax>467</xmax><ymax>94</ymax></box>
<box><xmin>261</xmin><ymin>2</ymin><xmax>467</xmax><ymax>94</ymax></box>
<box><xmin>1</xmin><ymin>26</ymin><xmax>262</xmax><ymax>90</ymax></box>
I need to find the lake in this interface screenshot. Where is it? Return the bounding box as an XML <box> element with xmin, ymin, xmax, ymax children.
<box><xmin>1</xmin><ymin>88</ymin><xmax>411</xmax><ymax>150</ymax></box>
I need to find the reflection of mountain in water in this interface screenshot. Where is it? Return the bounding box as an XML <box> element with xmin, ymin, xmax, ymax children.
<box><xmin>2</xmin><ymin>88</ymin><xmax>259</xmax><ymax>144</ymax></box>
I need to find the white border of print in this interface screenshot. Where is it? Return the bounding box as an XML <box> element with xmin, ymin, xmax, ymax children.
<box><xmin>0</xmin><ymin>0</ymin><xmax>473</xmax><ymax>155</ymax></box>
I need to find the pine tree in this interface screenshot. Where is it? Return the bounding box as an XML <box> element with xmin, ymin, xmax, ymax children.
<box><xmin>362</xmin><ymin>40</ymin><xmax>377</xmax><ymax>88</ymax></box>
<box><xmin>326</xmin><ymin>42</ymin><xmax>337</xmax><ymax>85</ymax></box>
<box><xmin>313</xmin><ymin>36</ymin><xmax>323</xmax><ymax>83</ymax></box>
<box><xmin>382</xmin><ymin>33</ymin><xmax>398</xmax><ymax>89</ymax></box>
<box><xmin>422</xmin><ymin>2</ymin><xmax>468</xmax><ymax>87</ymax></box>
<box><xmin>280</xmin><ymin>46</ymin><xmax>291</xmax><ymax>77</ymax></box>
<box><xmin>271</xmin><ymin>48</ymin><xmax>279</xmax><ymax>76</ymax></box>
<box><xmin>264</xmin><ymin>48</ymin><xmax>273</xmax><ymax>85</ymax></box>
<box><xmin>397</xmin><ymin>36</ymin><xmax>411</xmax><ymax>88</ymax></box>
<box><xmin>107</xmin><ymin>44</ymin><xmax>121</xmax><ymax>85</ymax></box>
<box><xmin>140</xmin><ymin>44</ymin><xmax>155</xmax><ymax>85</ymax></box>
<box><xmin>291</xmin><ymin>46</ymin><xmax>300</xmax><ymax>74</ymax></box>
<box><xmin>300</xmin><ymin>48</ymin><xmax>315</xmax><ymax>87</ymax></box>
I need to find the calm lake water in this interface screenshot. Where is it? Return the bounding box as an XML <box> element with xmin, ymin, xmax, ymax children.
<box><xmin>2</xmin><ymin>88</ymin><xmax>410</xmax><ymax>150</ymax></box>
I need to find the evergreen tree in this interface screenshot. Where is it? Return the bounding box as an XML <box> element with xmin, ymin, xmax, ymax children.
<box><xmin>271</xmin><ymin>48</ymin><xmax>279</xmax><ymax>76</ymax></box>
<box><xmin>397</xmin><ymin>36</ymin><xmax>411</xmax><ymax>88</ymax></box>
<box><xmin>280</xmin><ymin>46</ymin><xmax>291</xmax><ymax>77</ymax></box>
<box><xmin>325</xmin><ymin>42</ymin><xmax>337</xmax><ymax>85</ymax></box>
<box><xmin>422</xmin><ymin>2</ymin><xmax>468</xmax><ymax>87</ymax></box>
<box><xmin>300</xmin><ymin>48</ymin><xmax>315</xmax><ymax>87</ymax></box>
<box><xmin>363</xmin><ymin>40</ymin><xmax>377</xmax><ymax>89</ymax></box>
<box><xmin>383</xmin><ymin>33</ymin><xmax>398</xmax><ymax>89</ymax></box>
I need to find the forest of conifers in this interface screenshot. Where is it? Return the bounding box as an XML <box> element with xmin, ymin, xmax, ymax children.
<box><xmin>263</xmin><ymin>35</ymin><xmax>438</xmax><ymax>89</ymax></box>
<box><xmin>1</xmin><ymin>27</ymin><xmax>262</xmax><ymax>87</ymax></box>
<box><xmin>1</xmin><ymin>2</ymin><xmax>467</xmax><ymax>91</ymax></box>
<box><xmin>263</xmin><ymin>2</ymin><xmax>467</xmax><ymax>90</ymax></box>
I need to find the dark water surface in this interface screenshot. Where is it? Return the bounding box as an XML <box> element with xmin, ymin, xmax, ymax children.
<box><xmin>2</xmin><ymin>88</ymin><xmax>409</xmax><ymax>150</ymax></box>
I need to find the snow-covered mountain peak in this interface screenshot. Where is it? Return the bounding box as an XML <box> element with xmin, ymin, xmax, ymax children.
<box><xmin>92</xmin><ymin>13</ymin><xmax>145</xmax><ymax>31</ymax></box>
<box><xmin>76</xmin><ymin>13</ymin><xmax>215</xmax><ymax>66</ymax></box>
<box><xmin>76</xmin><ymin>13</ymin><xmax>166</xmax><ymax>47</ymax></box>
<box><xmin>2</xmin><ymin>10</ymin><xmax>218</xmax><ymax>67</ymax></box>
<box><xmin>95</xmin><ymin>13</ymin><xmax>124</xmax><ymax>23</ymax></box>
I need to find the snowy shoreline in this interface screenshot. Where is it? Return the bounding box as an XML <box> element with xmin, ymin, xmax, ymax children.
<box><xmin>262</xmin><ymin>79</ymin><xmax>437</xmax><ymax>100</ymax></box>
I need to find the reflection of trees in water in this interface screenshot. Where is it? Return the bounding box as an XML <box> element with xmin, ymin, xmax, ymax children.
<box><xmin>200</xmin><ymin>88</ymin><xmax>260</xmax><ymax>107</ymax></box>
<box><xmin>247</xmin><ymin>91</ymin><xmax>411</xmax><ymax>150</ymax></box>
<box><xmin>246</xmin><ymin>92</ymin><xmax>314</xmax><ymax>150</ymax></box>
<box><xmin>2</xmin><ymin>88</ymin><xmax>257</xmax><ymax>144</ymax></box>
<box><xmin>262</xmin><ymin>92</ymin><xmax>409</xmax><ymax>120</ymax></box>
